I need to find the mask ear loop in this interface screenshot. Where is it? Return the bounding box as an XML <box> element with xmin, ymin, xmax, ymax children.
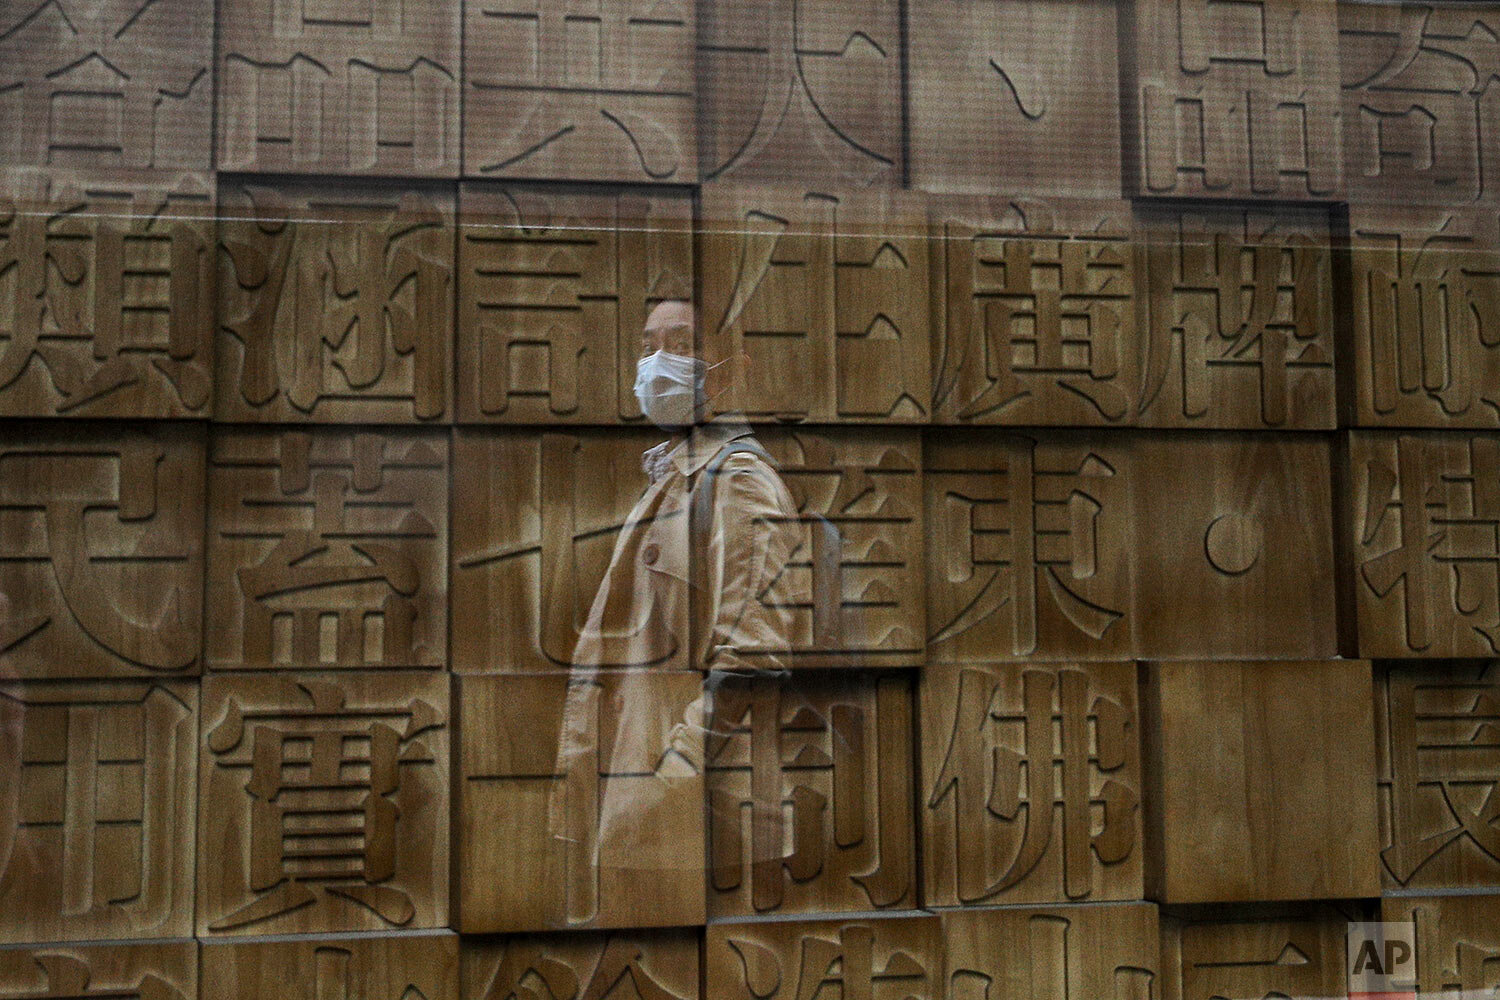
<box><xmin>697</xmin><ymin>355</ymin><xmax>737</xmax><ymax>414</ymax></box>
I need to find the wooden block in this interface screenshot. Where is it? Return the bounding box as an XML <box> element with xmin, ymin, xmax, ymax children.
<box><xmin>451</xmin><ymin>428</ymin><xmax>685</xmax><ymax>673</ymax></box>
<box><xmin>457</xmin><ymin>672</ymin><xmax>705</xmax><ymax>932</ymax></box>
<box><xmin>707</xmin><ymin>670</ymin><xmax>915</xmax><ymax>917</ymax></box>
<box><xmin>463</xmin><ymin>930</ymin><xmax>699</xmax><ymax>1000</ymax></box>
<box><xmin>456</xmin><ymin>184</ymin><xmax>693</xmax><ymax>423</ymax></box>
<box><xmin>0</xmin><ymin>0</ymin><xmax>211</xmax><ymax>169</ymax></box>
<box><xmin>1135</xmin><ymin>203</ymin><xmax>1336</xmax><ymax>429</ymax></box>
<box><xmin>0</xmin><ymin>941</ymin><xmax>196</xmax><ymax>999</ymax></box>
<box><xmin>698</xmin><ymin>1</ymin><xmax>902</xmax><ymax>188</ymax></box>
<box><xmin>198</xmin><ymin>671</ymin><xmax>449</xmax><ymax>936</ymax></box>
<box><xmin>1123</xmin><ymin>0</ymin><xmax>1342</xmax><ymax>201</ymax></box>
<box><xmin>1350</xmin><ymin>207</ymin><xmax>1500</xmax><ymax>427</ymax></box>
<box><xmin>1377</xmin><ymin>660</ymin><xmax>1500</xmax><ymax>890</ymax></box>
<box><xmin>217</xmin><ymin>0</ymin><xmax>460</xmax><ymax>176</ymax></box>
<box><xmin>1382</xmin><ymin>896</ymin><xmax>1500</xmax><ymax>998</ymax></box>
<box><xmin>926</xmin><ymin>433</ymin><xmax>1336</xmax><ymax>661</ymax></box>
<box><xmin>700</xmin><ymin>185</ymin><xmax>929</xmax><ymax>423</ymax></box>
<box><xmin>201</xmin><ymin>931</ymin><xmax>457</xmax><ymax>1000</ymax></box>
<box><xmin>1350</xmin><ymin>432</ymin><xmax>1500</xmax><ymax>657</ymax></box>
<box><xmin>1161</xmin><ymin>905</ymin><xmax>1353</xmax><ymax>1000</ymax></box>
<box><xmin>705</xmin><ymin>914</ymin><xmax>941</xmax><ymax>1000</ymax></box>
<box><xmin>216</xmin><ymin>179</ymin><xmax>454</xmax><ymax>423</ymax></box>
<box><xmin>463</xmin><ymin>1</ymin><xmax>695</xmax><ymax>183</ymax></box>
<box><xmin>723</xmin><ymin>428</ymin><xmax>924</xmax><ymax>669</ymax></box>
<box><xmin>908</xmin><ymin>0</ymin><xmax>1123</xmax><ymax>199</ymax></box>
<box><xmin>0</xmin><ymin>169</ymin><xmax>214</xmax><ymax>418</ymax></box>
<box><xmin>1340</xmin><ymin>2</ymin><xmax>1500</xmax><ymax>207</ymax></box>
<box><xmin>931</xmin><ymin>196</ymin><xmax>1138</xmax><ymax>426</ymax></box>
<box><xmin>942</xmin><ymin>903</ymin><xmax>1160</xmax><ymax>1000</ymax></box>
<box><xmin>1143</xmin><ymin>661</ymin><xmax>1381</xmax><ymax>904</ymax></box>
<box><xmin>0</xmin><ymin>423</ymin><xmax>204</xmax><ymax>679</ymax></box>
<box><xmin>206</xmin><ymin>428</ymin><xmax>447</xmax><ymax>671</ymax></box>
<box><xmin>922</xmin><ymin>662</ymin><xmax>1142</xmax><ymax>907</ymax></box>
<box><xmin>0</xmin><ymin>682</ymin><xmax>196</xmax><ymax>944</ymax></box>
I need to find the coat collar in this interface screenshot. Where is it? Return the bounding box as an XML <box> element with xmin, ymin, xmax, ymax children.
<box><xmin>643</xmin><ymin>420</ymin><xmax>756</xmax><ymax>483</ymax></box>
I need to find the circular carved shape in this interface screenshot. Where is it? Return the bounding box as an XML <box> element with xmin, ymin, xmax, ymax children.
<box><xmin>1204</xmin><ymin>514</ymin><xmax>1263</xmax><ymax>576</ymax></box>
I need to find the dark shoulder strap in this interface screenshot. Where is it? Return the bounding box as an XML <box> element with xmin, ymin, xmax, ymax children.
<box><xmin>691</xmin><ymin>440</ymin><xmax>777</xmax><ymax>545</ymax></box>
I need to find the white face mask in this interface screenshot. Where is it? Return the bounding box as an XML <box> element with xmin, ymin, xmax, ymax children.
<box><xmin>634</xmin><ymin>350</ymin><xmax>705</xmax><ymax>429</ymax></box>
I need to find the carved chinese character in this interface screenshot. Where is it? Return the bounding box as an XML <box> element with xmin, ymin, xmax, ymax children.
<box><xmin>943</xmin><ymin>904</ymin><xmax>1159</xmax><ymax>1000</ymax></box>
<box><xmin>700</xmin><ymin>186</ymin><xmax>929</xmax><ymax>423</ymax></box>
<box><xmin>464</xmin><ymin>931</ymin><xmax>698</xmax><ymax>1000</ymax></box>
<box><xmin>201</xmin><ymin>933</ymin><xmax>457</xmax><ymax>1000</ymax></box>
<box><xmin>464</xmin><ymin>1</ymin><xmax>695</xmax><ymax>183</ymax></box>
<box><xmin>923</xmin><ymin>662</ymin><xmax>1141</xmax><ymax>906</ymax></box>
<box><xmin>707</xmin><ymin>671</ymin><xmax>913</xmax><ymax>917</ymax></box>
<box><xmin>932</xmin><ymin>197</ymin><xmax>1137</xmax><ymax>426</ymax></box>
<box><xmin>1137</xmin><ymin>203</ymin><xmax>1336</xmax><ymax>429</ymax></box>
<box><xmin>458</xmin><ymin>672</ymin><xmax>705</xmax><ymax>933</ymax></box>
<box><xmin>199</xmin><ymin>673</ymin><xmax>448</xmax><ymax>936</ymax></box>
<box><xmin>1144</xmin><ymin>661</ymin><xmax>1381</xmax><ymax>903</ymax></box>
<box><xmin>218</xmin><ymin>0</ymin><xmax>459</xmax><ymax>175</ymax></box>
<box><xmin>698</xmin><ymin>1</ymin><xmax>901</xmax><ymax>188</ymax></box>
<box><xmin>0</xmin><ymin>682</ymin><xmax>196</xmax><ymax>944</ymax></box>
<box><xmin>0</xmin><ymin>943</ymin><xmax>195</xmax><ymax>1000</ymax></box>
<box><xmin>217</xmin><ymin>180</ymin><xmax>453</xmax><ymax>423</ymax></box>
<box><xmin>0</xmin><ymin>0</ymin><xmax>211</xmax><ymax>169</ymax></box>
<box><xmin>1384</xmin><ymin>896</ymin><xmax>1500</xmax><ymax>999</ymax></box>
<box><xmin>0</xmin><ymin>170</ymin><xmax>213</xmax><ymax>418</ymax></box>
<box><xmin>706</xmin><ymin>916</ymin><xmax>939</xmax><ymax>1000</ymax></box>
<box><xmin>1162</xmin><ymin>906</ymin><xmax>1354</xmax><ymax>1000</ymax></box>
<box><xmin>207</xmin><ymin>428</ymin><xmax>447</xmax><ymax>670</ymax></box>
<box><xmin>1340</xmin><ymin>2</ymin><xmax>1500</xmax><ymax>207</ymax></box>
<box><xmin>1127</xmin><ymin>0</ymin><xmax>1343</xmax><ymax>200</ymax></box>
<box><xmin>909</xmin><ymin>0</ymin><xmax>1123</xmax><ymax>198</ymax></box>
<box><xmin>1379</xmin><ymin>660</ymin><xmax>1500</xmax><ymax>889</ymax></box>
<box><xmin>457</xmin><ymin>185</ymin><xmax>692</xmax><ymax>423</ymax></box>
<box><xmin>0</xmin><ymin>424</ymin><xmax>204</xmax><ymax>679</ymax></box>
<box><xmin>1351</xmin><ymin>208</ymin><xmax>1500</xmax><ymax>427</ymax></box>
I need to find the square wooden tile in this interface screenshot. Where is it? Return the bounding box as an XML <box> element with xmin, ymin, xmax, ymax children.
<box><xmin>201</xmin><ymin>932</ymin><xmax>456</xmax><ymax>1000</ymax></box>
<box><xmin>1382</xmin><ymin>895</ymin><xmax>1500</xmax><ymax>998</ymax></box>
<box><xmin>0</xmin><ymin>941</ymin><xmax>196</xmax><ymax>999</ymax></box>
<box><xmin>706</xmin><ymin>914</ymin><xmax>940</xmax><ymax>1000</ymax></box>
<box><xmin>463</xmin><ymin>930</ymin><xmax>698</xmax><ymax>1000</ymax></box>
<box><xmin>1161</xmin><ymin>905</ymin><xmax>1355</xmax><ymax>1000</ymax></box>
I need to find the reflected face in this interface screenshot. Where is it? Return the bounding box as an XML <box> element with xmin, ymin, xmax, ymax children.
<box><xmin>640</xmin><ymin>301</ymin><xmax>695</xmax><ymax>361</ymax></box>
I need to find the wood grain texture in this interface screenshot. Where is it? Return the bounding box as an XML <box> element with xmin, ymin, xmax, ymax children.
<box><xmin>217</xmin><ymin>0</ymin><xmax>459</xmax><ymax>176</ymax></box>
<box><xmin>0</xmin><ymin>0</ymin><xmax>212</xmax><ymax>170</ymax></box>
<box><xmin>922</xmin><ymin>662</ymin><xmax>1142</xmax><ymax>907</ymax></box>
<box><xmin>909</xmin><ymin>0</ymin><xmax>1123</xmax><ymax>199</ymax></box>
<box><xmin>206</xmin><ymin>428</ymin><xmax>447</xmax><ymax>671</ymax></box>
<box><xmin>941</xmin><ymin>903</ymin><xmax>1159</xmax><ymax>1000</ymax></box>
<box><xmin>726</xmin><ymin>428</ymin><xmax>924</xmax><ymax>669</ymax></box>
<box><xmin>1123</xmin><ymin>0</ymin><xmax>1343</xmax><ymax>201</ymax></box>
<box><xmin>1143</xmin><ymin>660</ymin><xmax>1381</xmax><ymax>904</ymax></box>
<box><xmin>463</xmin><ymin>930</ymin><xmax>699</xmax><ymax>1000</ymax></box>
<box><xmin>926</xmin><ymin>432</ymin><xmax>1336</xmax><ymax>661</ymax></box>
<box><xmin>1351</xmin><ymin>432</ymin><xmax>1500</xmax><ymax>657</ymax></box>
<box><xmin>457</xmin><ymin>672</ymin><xmax>705</xmax><ymax>933</ymax></box>
<box><xmin>216</xmin><ymin>179</ymin><xmax>454</xmax><ymax>424</ymax></box>
<box><xmin>0</xmin><ymin>169</ymin><xmax>214</xmax><ymax>418</ymax></box>
<box><xmin>1340</xmin><ymin>2</ymin><xmax>1500</xmax><ymax>207</ymax></box>
<box><xmin>698</xmin><ymin>0</ymin><xmax>901</xmax><ymax>188</ymax></box>
<box><xmin>699</xmin><ymin>185</ymin><xmax>930</xmax><ymax>424</ymax></box>
<box><xmin>0</xmin><ymin>423</ymin><xmax>204</xmax><ymax>680</ymax></box>
<box><xmin>1160</xmin><ymin>905</ymin><xmax>1354</xmax><ymax>1000</ymax></box>
<box><xmin>457</xmin><ymin>184</ymin><xmax>693</xmax><ymax>423</ymax></box>
<box><xmin>1136</xmin><ymin>203</ymin><xmax>1336</xmax><ymax>429</ymax></box>
<box><xmin>1377</xmin><ymin>660</ymin><xmax>1500</xmax><ymax>891</ymax></box>
<box><xmin>707</xmin><ymin>670</ymin><xmax>914</xmax><ymax>918</ymax></box>
<box><xmin>1382</xmin><ymin>895</ymin><xmax>1500</xmax><ymax>998</ymax></box>
<box><xmin>705</xmin><ymin>915</ymin><xmax>940</xmax><ymax>1000</ymax></box>
<box><xmin>197</xmin><ymin>671</ymin><xmax>449</xmax><ymax>936</ymax></box>
<box><xmin>931</xmin><ymin>196</ymin><xmax>1138</xmax><ymax>426</ymax></box>
<box><xmin>0</xmin><ymin>941</ymin><xmax>196</xmax><ymax>999</ymax></box>
<box><xmin>463</xmin><ymin>0</ymin><xmax>695</xmax><ymax>184</ymax></box>
<box><xmin>0</xmin><ymin>682</ymin><xmax>197</xmax><ymax>944</ymax></box>
<box><xmin>1350</xmin><ymin>207</ymin><xmax>1500</xmax><ymax>427</ymax></box>
<box><xmin>200</xmin><ymin>931</ymin><xmax>457</xmax><ymax>1000</ymax></box>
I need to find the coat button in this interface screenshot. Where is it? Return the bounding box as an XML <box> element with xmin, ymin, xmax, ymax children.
<box><xmin>642</xmin><ymin>543</ymin><xmax>660</xmax><ymax>566</ymax></box>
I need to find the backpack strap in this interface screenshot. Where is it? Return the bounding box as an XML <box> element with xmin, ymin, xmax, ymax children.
<box><xmin>691</xmin><ymin>439</ymin><xmax>777</xmax><ymax>550</ymax></box>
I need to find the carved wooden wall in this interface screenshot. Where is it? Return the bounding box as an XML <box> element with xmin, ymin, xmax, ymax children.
<box><xmin>1</xmin><ymin>1</ymin><xmax>1497</xmax><ymax>997</ymax></box>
